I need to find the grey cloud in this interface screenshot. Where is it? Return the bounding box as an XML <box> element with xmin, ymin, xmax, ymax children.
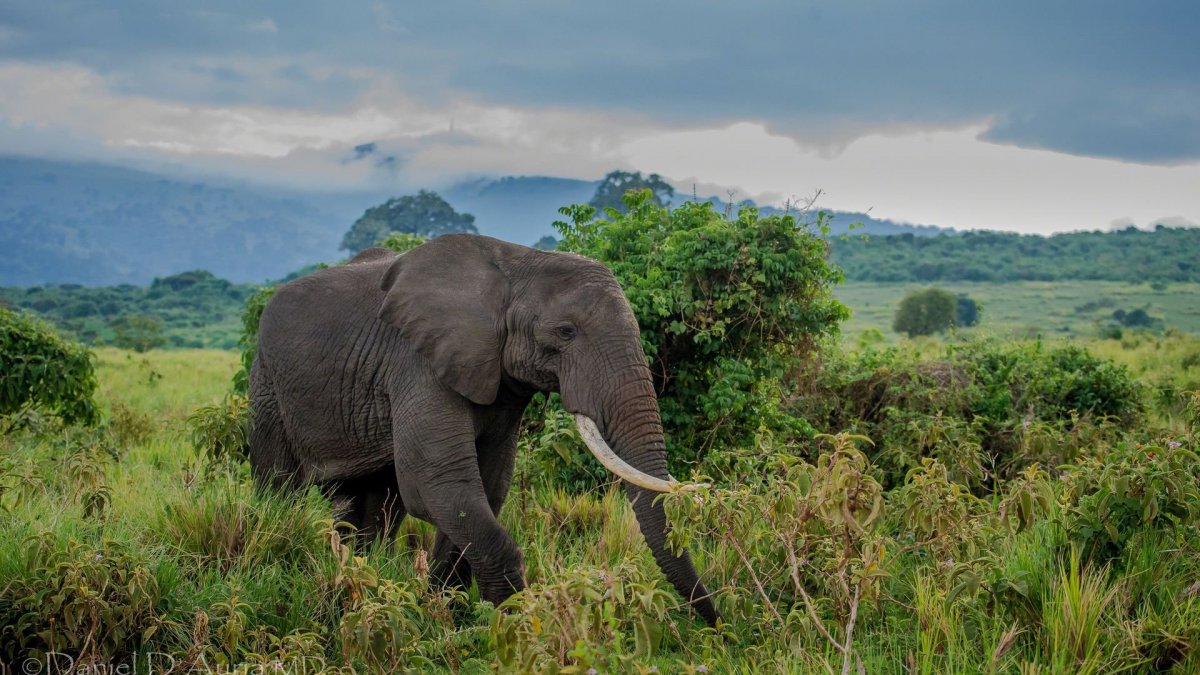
<box><xmin>1</xmin><ymin>0</ymin><xmax>1197</xmax><ymax>163</ymax></box>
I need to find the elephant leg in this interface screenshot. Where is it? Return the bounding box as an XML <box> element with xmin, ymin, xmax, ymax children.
<box><xmin>395</xmin><ymin>416</ymin><xmax>524</xmax><ymax>606</ymax></box>
<box><xmin>329</xmin><ymin>468</ymin><xmax>406</xmax><ymax>547</ymax></box>
<box><xmin>430</xmin><ymin>425</ymin><xmax>520</xmax><ymax>594</ymax></box>
<box><xmin>247</xmin><ymin>381</ymin><xmax>303</xmax><ymax>489</ymax></box>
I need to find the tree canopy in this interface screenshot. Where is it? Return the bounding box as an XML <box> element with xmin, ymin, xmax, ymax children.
<box><xmin>555</xmin><ymin>189</ymin><xmax>847</xmax><ymax>471</ymax></box>
<box><xmin>893</xmin><ymin>288</ymin><xmax>958</xmax><ymax>337</ymax></box>
<box><xmin>340</xmin><ymin>191</ymin><xmax>477</xmax><ymax>253</ymax></box>
<box><xmin>587</xmin><ymin>171</ymin><xmax>676</xmax><ymax>213</ymax></box>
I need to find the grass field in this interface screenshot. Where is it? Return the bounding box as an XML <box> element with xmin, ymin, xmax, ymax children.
<box><xmin>3</xmin><ymin>335</ymin><xmax>1200</xmax><ymax>672</ymax></box>
<box><xmin>836</xmin><ymin>280</ymin><xmax>1200</xmax><ymax>339</ymax></box>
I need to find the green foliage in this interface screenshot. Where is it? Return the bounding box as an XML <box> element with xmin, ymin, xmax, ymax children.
<box><xmin>796</xmin><ymin>337</ymin><xmax>1144</xmax><ymax>488</ymax></box>
<box><xmin>0</xmin><ymin>307</ymin><xmax>98</xmax><ymax>425</ymax></box>
<box><xmin>186</xmin><ymin>394</ymin><xmax>251</xmax><ymax>467</ymax></box>
<box><xmin>340</xmin><ymin>190</ymin><xmax>476</xmax><ymax>253</ymax></box>
<box><xmin>1064</xmin><ymin>436</ymin><xmax>1200</xmax><ymax>559</ymax></box>
<box><xmin>3</xmin><ymin>343</ymin><xmax>1200</xmax><ymax>672</ymax></box>
<box><xmin>231</xmin><ymin>287</ymin><xmax>276</xmax><ymax>395</ymax></box>
<box><xmin>109</xmin><ymin>314</ymin><xmax>166</xmax><ymax>352</ymax></box>
<box><xmin>832</xmin><ymin>226</ymin><xmax>1200</xmax><ymax>283</ymax></box>
<box><xmin>893</xmin><ymin>287</ymin><xmax>958</xmax><ymax>337</ymax></box>
<box><xmin>0</xmin><ymin>535</ymin><xmax>167</xmax><ymax>665</ymax></box>
<box><xmin>376</xmin><ymin>231</ymin><xmax>428</xmax><ymax>254</ymax></box>
<box><xmin>955</xmin><ymin>293</ymin><xmax>980</xmax><ymax>327</ymax></box>
<box><xmin>554</xmin><ymin>190</ymin><xmax>847</xmax><ymax>474</ymax></box>
<box><xmin>588</xmin><ymin>169</ymin><xmax>676</xmax><ymax>213</ymax></box>
<box><xmin>0</xmin><ymin>270</ymin><xmax>257</xmax><ymax>349</ymax></box>
<box><xmin>492</xmin><ymin>561</ymin><xmax>673</xmax><ymax>672</ymax></box>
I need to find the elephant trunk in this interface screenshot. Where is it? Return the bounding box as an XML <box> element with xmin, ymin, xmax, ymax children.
<box><xmin>582</xmin><ymin>374</ymin><xmax>720</xmax><ymax>626</ymax></box>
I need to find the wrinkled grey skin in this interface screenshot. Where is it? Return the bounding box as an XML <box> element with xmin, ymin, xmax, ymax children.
<box><xmin>249</xmin><ymin>234</ymin><xmax>718</xmax><ymax>625</ymax></box>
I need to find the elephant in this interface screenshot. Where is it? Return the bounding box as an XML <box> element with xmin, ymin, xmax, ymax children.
<box><xmin>248</xmin><ymin>233</ymin><xmax>719</xmax><ymax>625</ymax></box>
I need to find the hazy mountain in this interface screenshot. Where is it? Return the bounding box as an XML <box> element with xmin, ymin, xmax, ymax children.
<box><xmin>0</xmin><ymin>156</ymin><xmax>364</xmax><ymax>286</ymax></box>
<box><xmin>0</xmin><ymin>156</ymin><xmax>952</xmax><ymax>287</ymax></box>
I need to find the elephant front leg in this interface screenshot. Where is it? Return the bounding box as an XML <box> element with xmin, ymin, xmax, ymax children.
<box><xmin>430</xmin><ymin>425</ymin><xmax>520</xmax><ymax>595</ymax></box>
<box><xmin>393</xmin><ymin>413</ymin><xmax>525</xmax><ymax>606</ymax></box>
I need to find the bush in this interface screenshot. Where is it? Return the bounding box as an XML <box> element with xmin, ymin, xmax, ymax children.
<box><xmin>231</xmin><ymin>288</ymin><xmax>276</xmax><ymax>395</ymax></box>
<box><xmin>1064</xmin><ymin>436</ymin><xmax>1200</xmax><ymax>560</ymax></box>
<box><xmin>109</xmin><ymin>314</ymin><xmax>166</xmax><ymax>352</ymax></box>
<box><xmin>554</xmin><ymin>190</ymin><xmax>847</xmax><ymax>474</ymax></box>
<box><xmin>186</xmin><ymin>394</ymin><xmax>251</xmax><ymax>466</ymax></box>
<box><xmin>0</xmin><ymin>307</ymin><xmax>98</xmax><ymax>425</ymax></box>
<box><xmin>792</xmin><ymin>337</ymin><xmax>1143</xmax><ymax>488</ymax></box>
<box><xmin>893</xmin><ymin>288</ymin><xmax>957</xmax><ymax>337</ymax></box>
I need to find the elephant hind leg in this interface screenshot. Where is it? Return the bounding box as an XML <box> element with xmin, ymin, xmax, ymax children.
<box><xmin>248</xmin><ymin>390</ymin><xmax>305</xmax><ymax>489</ymax></box>
<box><xmin>330</xmin><ymin>468</ymin><xmax>406</xmax><ymax>547</ymax></box>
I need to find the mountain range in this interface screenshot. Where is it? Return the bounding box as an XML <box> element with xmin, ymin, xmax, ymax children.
<box><xmin>0</xmin><ymin>156</ymin><xmax>948</xmax><ymax>287</ymax></box>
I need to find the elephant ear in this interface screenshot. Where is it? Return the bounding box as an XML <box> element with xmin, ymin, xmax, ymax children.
<box><xmin>378</xmin><ymin>234</ymin><xmax>514</xmax><ymax>405</ymax></box>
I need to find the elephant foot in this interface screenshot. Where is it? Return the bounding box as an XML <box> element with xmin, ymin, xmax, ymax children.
<box><xmin>476</xmin><ymin>566</ymin><xmax>526</xmax><ymax>608</ymax></box>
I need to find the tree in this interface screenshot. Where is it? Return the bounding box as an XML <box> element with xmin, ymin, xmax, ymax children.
<box><xmin>532</xmin><ymin>235</ymin><xmax>558</xmax><ymax>250</ymax></box>
<box><xmin>340</xmin><ymin>190</ymin><xmax>477</xmax><ymax>253</ymax></box>
<box><xmin>110</xmin><ymin>314</ymin><xmax>166</xmax><ymax>352</ymax></box>
<box><xmin>588</xmin><ymin>170</ymin><xmax>675</xmax><ymax>213</ymax></box>
<box><xmin>1</xmin><ymin>307</ymin><xmax>98</xmax><ymax>425</ymax></box>
<box><xmin>893</xmin><ymin>288</ymin><xmax>957</xmax><ymax>337</ymax></box>
<box><xmin>555</xmin><ymin>189</ymin><xmax>847</xmax><ymax>471</ymax></box>
<box><xmin>955</xmin><ymin>293</ymin><xmax>981</xmax><ymax>327</ymax></box>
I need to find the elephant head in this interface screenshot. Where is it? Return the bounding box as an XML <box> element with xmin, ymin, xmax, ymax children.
<box><xmin>379</xmin><ymin>234</ymin><xmax>719</xmax><ymax>625</ymax></box>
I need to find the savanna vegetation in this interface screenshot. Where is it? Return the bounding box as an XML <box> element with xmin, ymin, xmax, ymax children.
<box><xmin>3</xmin><ymin>191</ymin><xmax>1199</xmax><ymax>672</ymax></box>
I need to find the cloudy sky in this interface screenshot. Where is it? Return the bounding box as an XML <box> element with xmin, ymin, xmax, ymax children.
<box><xmin>1</xmin><ymin>1</ymin><xmax>1198</xmax><ymax>233</ymax></box>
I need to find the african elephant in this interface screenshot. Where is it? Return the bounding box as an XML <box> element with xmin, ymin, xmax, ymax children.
<box><xmin>248</xmin><ymin>234</ymin><xmax>719</xmax><ymax>625</ymax></box>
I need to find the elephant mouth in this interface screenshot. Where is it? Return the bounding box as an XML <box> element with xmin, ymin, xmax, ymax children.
<box><xmin>574</xmin><ymin>414</ymin><xmax>680</xmax><ymax>493</ymax></box>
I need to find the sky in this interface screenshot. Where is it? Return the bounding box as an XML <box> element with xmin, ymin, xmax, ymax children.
<box><xmin>1</xmin><ymin>0</ymin><xmax>1198</xmax><ymax>233</ymax></box>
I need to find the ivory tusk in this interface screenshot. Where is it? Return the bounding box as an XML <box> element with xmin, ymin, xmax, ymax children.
<box><xmin>574</xmin><ymin>414</ymin><xmax>679</xmax><ymax>493</ymax></box>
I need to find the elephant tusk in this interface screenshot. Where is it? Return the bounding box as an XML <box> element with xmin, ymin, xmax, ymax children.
<box><xmin>574</xmin><ymin>414</ymin><xmax>679</xmax><ymax>493</ymax></box>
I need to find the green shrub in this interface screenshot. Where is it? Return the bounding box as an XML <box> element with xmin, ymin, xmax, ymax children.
<box><xmin>186</xmin><ymin>394</ymin><xmax>251</xmax><ymax>466</ymax></box>
<box><xmin>0</xmin><ymin>535</ymin><xmax>169</xmax><ymax>665</ymax></box>
<box><xmin>554</xmin><ymin>190</ymin><xmax>847</xmax><ymax>475</ymax></box>
<box><xmin>893</xmin><ymin>287</ymin><xmax>958</xmax><ymax>337</ymax></box>
<box><xmin>1064</xmin><ymin>436</ymin><xmax>1200</xmax><ymax>560</ymax></box>
<box><xmin>231</xmin><ymin>287</ymin><xmax>276</xmax><ymax>395</ymax></box>
<box><xmin>109</xmin><ymin>314</ymin><xmax>167</xmax><ymax>352</ymax></box>
<box><xmin>491</xmin><ymin>561</ymin><xmax>673</xmax><ymax>672</ymax></box>
<box><xmin>0</xmin><ymin>307</ymin><xmax>98</xmax><ymax>425</ymax></box>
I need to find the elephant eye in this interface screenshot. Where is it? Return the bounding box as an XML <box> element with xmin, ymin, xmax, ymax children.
<box><xmin>554</xmin><ymin>324</ymin><xmax>577</xmax><ymax>341</ymax></box>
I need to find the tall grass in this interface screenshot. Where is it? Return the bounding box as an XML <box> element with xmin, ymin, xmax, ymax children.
<box><xmin>2</xmin><ymin>344</ymin><xmax>1199</xmax><ymax>671</ymax></box>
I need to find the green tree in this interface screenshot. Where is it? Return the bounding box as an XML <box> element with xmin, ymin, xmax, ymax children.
<box><xmin>340</xmin><ymin>190</ymin><xmax>477</xmax><ymax>253</ymax></box>
<box><xmin>0</xmin><ymin>307</ymin><xmax>98</xmax><ymax>425</ymax></box>
<box><xmin>555</xmin><ymin>189</ymin><xmax>847</xmax><ymax>471</ymax></box>
<box><xmin>955</xmin><ymin>293</ymin><xmax>981</xmax><ymax>327</ymax></box>
<box><xmin>109</xmin><ymin>315</ymin><xmax>166</xmax><ymax>352</ymax></box>
<box><xmin>893</xmin><ymin>288</ymin><xmax>958</xmax><ymax>337</ymax></box>
<box><xmin>588</xmin><ymin>170</ymin><xmax>675</xmax><ymax>213</ymax></box>
<box><xmin>532</xmin><ymin>235</ymin><xmax>558</xmax><ymax>251</ymax></box>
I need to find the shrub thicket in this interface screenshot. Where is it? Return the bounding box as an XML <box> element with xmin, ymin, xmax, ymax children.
<box><xmin>0</xmin><ymin>307</ymin><xmax>98</xmax><ymax>425</ymax></box>
<box><xmin>893</xmin><ymin>287</ymin><xmax>958</xmax><ymax>337</ymax></box>
<box><xmin>551</xmin><ymin>190</ymin><xmax>847</xmax><ymax>476</ymax></box>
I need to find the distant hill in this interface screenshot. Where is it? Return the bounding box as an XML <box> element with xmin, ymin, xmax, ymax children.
<box><xmin>0</xmin><ymin>156</ymin><xmax>953</xmax><ymax>287</ymax></box>
<box><xmin>0</xmin><ymin>156</ymin><xmax>363</xmax><ymax>286</ymax></box>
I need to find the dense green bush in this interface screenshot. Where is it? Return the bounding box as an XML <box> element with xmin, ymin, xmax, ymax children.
<box><xmin>0</xmin><ymin>307</ymin><xmax>98</xmax><ymax>425</ymax></box>
<box><xmin>794</xmin><ymin>337</ymin><xmax>1143</xmax><ymax>488</ymax></box>
<box><xmin>1064</xmin><ymin>436</ymin><xmax>1200</xmax><ymax>560</ymax></box>
<box><xmin>893</xmin><ymin>287</ymin><xmax>958</xmax><ymax>337</ymax></box>
<box><xmin>553</xmin><ymin>190</ymin><xmax>847</xmax><ymax>475</ymax></box>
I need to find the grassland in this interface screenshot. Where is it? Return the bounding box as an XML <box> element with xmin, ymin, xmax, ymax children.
<box><xmin>836</xmin><ymin>280</ymin><xmax>1200</xmax><ymax>339</ymax></box>
<box><xmin>2</xmin><ymin>335</ymin><xmax>1199</xmax><ymax>672</ymax></box>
